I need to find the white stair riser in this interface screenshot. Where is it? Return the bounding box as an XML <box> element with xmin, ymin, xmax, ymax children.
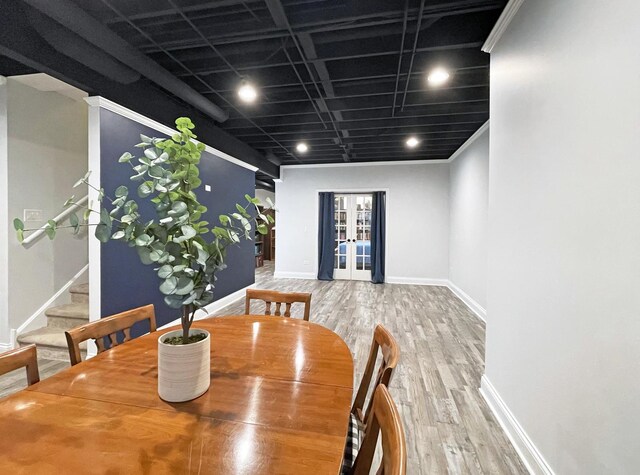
<box><xmin>46</xmin><ymin>314</ymin><xmax>89</xmax><ymax>330</ymax></box>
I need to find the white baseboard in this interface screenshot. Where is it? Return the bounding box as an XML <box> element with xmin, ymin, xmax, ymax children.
<box><xmin>386</xmin><ymin>276</ymin><xmax>449</xmax><ymax>286</ymax></box>
<box><xmin>447</xmin><ymin>280</ymin><xmax>487</xmax><ymax>322</ymax></box>
<box><xmin>273</xmin><ymin>271</ymin><xmax>316</xmax><ymax>280</ymax></box>
<box><xmin>158</xmin><ymin>283</ymin><xmax>253</xmax><ymax>330</ymax></box>
<box><xmin>480</xmin><ymin>375</ymin><xmax>555</xmax><ymax>475</ymax></box>
<box><xmin>0</xmin><ymin>342</ymin><xmax>12</xmax><ymax>351</ymax></box>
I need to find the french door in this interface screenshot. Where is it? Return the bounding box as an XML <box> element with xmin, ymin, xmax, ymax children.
<box><xmin>333</xmin><ymin>194</ymin><xmax>372</xmax><ymax>281</ymax></box>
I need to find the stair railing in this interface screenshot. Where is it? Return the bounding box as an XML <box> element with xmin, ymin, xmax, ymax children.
<box><xmin>21</xmin><ymin>195</ymin><xmax>88</xmax><ymax>248</ymax></box>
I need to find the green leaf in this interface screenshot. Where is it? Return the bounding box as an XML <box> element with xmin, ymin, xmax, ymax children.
<box><xmin>148</xmin><ymin>165</ymin><xmax>164</xmax><ymax>179</ymax></box>
<box><xmin>112</xmin><ymin>230</ymin><xmax>125</xmax><ymax>240</ymax></box>
<box><xmin>174</xmin><ymin>277</ymin><xmax>195</xmax><ymax>296</ymax></box>
<box><xmin>16</xmin><ymin>229</ymin><xmax>24</xmax><ymax>243</ymax></box>
<box><xmin>115</xmin><ymin>186</ymin><xmax>128</xmax><ymax>198</ymax></box>
<box><xmin>64</xmin><ymin>195</ymin><xmax>75</xmax><ymax>207</ymax></box>
<box><xmin>138</xmin><ymin>181</ymin><xmax>153</xmax><ymax>198</ymax></box>
<box><xmin>73</xmin><ymin>171</ymin><xmax>91</xmax><ymax>188</ymax></box>
<box><xmin>168</xmin><ymin>201</ymin><xmax>187</xmax><ymax>217</ymax></box>
<box><xmin>181</xmin><ymin>225</ymin><xmax>196</xmax><ymax>240</ymax></box>
<box><xmin>45</xmin><ymin>226</ymin><xmax>56</xmax><ymax>240</ymax></box>
<box><xmin>118</xmin><ymin>152</ymin><xmax>133</xmax><ymax>163</ymax></box>
<box><xmin>95</xmin><ymin>223</ymin><xmax>110</xmax><ymax>243</ymax></box>
<box><xmin>265</xmin><ymin>197</ymin><xmax>275</xmax><ymax>208</ymax></box>
<box><xmin>235</xmin><ymin>203</ymin><xmax>250</xmax><ymax>218</ymax></box>
<box><xmin>140</xmin><ymin>134</ymin><xmax>152</xmax><ymax>144</ymax></box>
<box><xmin>245</xmin><ymin>194</ymin><xmax>260</xmax><ymax>205</ymax></box>
<box><xmin>219</xmin><ymin>215</ymin><xmax>230</xmax><ymax>226</ymax></box>
<box><xmin>135</xmin><ymin>234</ymin><xmax>152</xmax><ymax>246</ymax></box>
<box><xmin>137</xmin><ymin>247</ymin><xmax>153</xmax><ymax>265</ymax></box>
<box><xmin>13</xmin><ymin>218</ymin><xmax>24</xmax><ymax>231</ymax></box>
<box><xmin>144</xmin><ymin>148</ymin><xmax>158</xmax><ymax>160</ymax></box>
<box><xmin>159</xmin><ymin>276</ymin><xmax>178</xmax><ymax>295</ymax></box>
<box><xmin>164</xmin><ymin>294</ymin><xmax>185</xmax><ymax>309</ymax></box>
<box><xmin>157</xmin><ymin>265</ymin><xmax>173</xmax><ymax>279</ymax></box>
<box><xmin>69</xmin><ymin>213</ymin><xmax>79</xmax><ymax>228</ymax></box>
<box><xmin>257</xmin><ymin>224</ymin><xmax>268</xmax><ymax>235</ymax></box>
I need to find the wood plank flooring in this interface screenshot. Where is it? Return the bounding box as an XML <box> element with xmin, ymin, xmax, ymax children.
<box><xmin>0</xmin><ymin>261</ymin><xmax>527</xmax><ymax>474</ymax></box>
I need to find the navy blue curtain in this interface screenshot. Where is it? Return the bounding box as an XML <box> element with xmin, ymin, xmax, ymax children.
<box><xmin>370</xmin><ymin>191</ymin><xmax>386</xmax><ymax>284</ymax></box>
<box><xmin>317</xmin><ymin>192</ymin><xmax>335</xmax><ymax>280</ymax></box>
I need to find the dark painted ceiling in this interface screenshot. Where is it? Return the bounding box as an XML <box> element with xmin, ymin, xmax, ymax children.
<box><xmin>0</xmin><ymin>0</ymin><xmax>505</xmax><ymax>188</ymax></box>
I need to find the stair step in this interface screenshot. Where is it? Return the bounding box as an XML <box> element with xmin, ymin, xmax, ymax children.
<box><xmin>45</xmin><ymin>303</ymin><xmax>89</xmax><ymax>330</ymax></box>
<box><xmin>69</xmin><ymin>283</ymin><xmax>89</xmax><ymax>304</ymax></box>
<box><xmin>18</xmin><ymin>327</ymin><xmax>86</xmax><ymax>362</ymax></box>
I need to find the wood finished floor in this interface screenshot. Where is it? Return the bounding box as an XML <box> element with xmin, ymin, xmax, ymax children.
<box><xmin>0</xmin><ymin>261</ymin><xmax>527</xmax><ymax>474</ymax></box>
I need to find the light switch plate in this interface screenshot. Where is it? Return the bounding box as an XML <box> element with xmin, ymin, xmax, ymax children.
<box><xmin>23</xmin><ymin>209</ymin><xmax>44</xmax><ymax>222</ymax></box>
<box><xmin>204</xmin><ymin>185</ymin><xmax>212</xmax><ymax>192</ymax></box>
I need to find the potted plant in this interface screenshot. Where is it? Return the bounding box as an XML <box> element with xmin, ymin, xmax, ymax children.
<box><xmin>14</xmin><ymin>117</ymin><xmax>274</xmax><ymax>402</ymax></box>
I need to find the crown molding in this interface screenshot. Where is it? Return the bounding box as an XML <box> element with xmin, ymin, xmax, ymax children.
<box><xmin>280</xmin><ymin>159</ymin><xmax>449</xmax><ymax>170</ymax></box>
<box><xmin>84</xmin><ymin>96</ymin><xmax>258</xmax><ymax>172</ymax></box>
<box><xmin>448</xmin><ymin>120</ymin><xmax>489</xmax><ymax>163</ymax></box>
<box><xmin>482</xmin><ymin>0</ymin><xmax>525</xmax><ymax>53</ymax></box>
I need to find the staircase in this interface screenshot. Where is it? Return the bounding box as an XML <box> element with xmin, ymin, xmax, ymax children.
<box><xmin>17</xmin><ymin>283</ymin><xmax>89</xmax><ymax>361</ymax></box>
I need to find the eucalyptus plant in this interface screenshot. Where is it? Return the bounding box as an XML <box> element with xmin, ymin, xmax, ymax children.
<box><xmin>14</xmin><ymin>117</ymin><xmax>274</xmax><ymax>344</ymax></box>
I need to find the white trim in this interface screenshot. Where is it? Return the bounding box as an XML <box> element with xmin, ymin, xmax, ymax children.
<box><xmin>158</xmin><ymin>283</ymin><xmax>254</xmax><ymax>330</ymax></box>
<box><xmin>281</xmin><ymin>159</ymin><xmax>448</xmax><ymax>170</ymax></box>
<box><xmin>273</xmin><ymin>271</ymin><xmax>316</xmax><ymax>280</ymax></box>
<box><xmin>0</xmin><ymin>343</ymin><xmax>11</xmax><ymax>351</ymax></box>
<box><xmin>16</xmin><ymin>264</ymin><xmax>89</xmax><ymax>336</ymax></box>
<box><xmin>86</xmin><ymin>101</ymin><xmax>102</xmax><ymax>358</ymax></box>
<box><xmin>447</xmin><ymin>280</ymin><xmax>487</xmax><ymax>322</ymax></box>
<box><xmin>481</xmin><ymin>0</ymin><xmax>526</xmax><ymax>53</ymax></box>
<box><xmin>279</xmin><ymin>123</ymin><xmax>489</xmax><ymax>170</ymax></box>
<box><xmin>83</xmin><ymin>96</ymin><xmax>258</xmax><ymax>173</ymax></box>
<box><xmin>448</xmin><ymin>121</ymin><xmax>489</xmax><ymax>163</ymax></box>
<box><xmin>385</xmin><ymin>276</ymin><xmax>449</xmax><ymax>286</ymax></box>
<box><xmin>0</xmin><ymin>76</ymin><xmax>9</xmax><ymax>348</ymax></box>
<box><xmin>480</xmin><ymin>375</ymin><xmax>555</xmax><ymax>475</ymax></box>
<box><xmin>21</xmin><ymin>196</ymin><xmax>88</xmax><ymax>247</ymax></box>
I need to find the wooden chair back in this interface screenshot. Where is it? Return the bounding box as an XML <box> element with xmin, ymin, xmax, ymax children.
<box><xmin>0</xmin><ymin>344</ymin><xmax>40</xmax><ymax>387</ymax></box>
<box><xmin>245</xmin><ymin>289</ymin><xmax>312</xmax><ymax>321</ymax></box>
<box><xmin>65</xmin><ymin>304</ymin><xmax>156</xmax><ymax>366</ymax></box>
<box><xmin>352</xmin><ymin>385</ymin><xmax>407</xmax><ymax>475</ymax></box>
<box><xmin>352</xmin><ymin>324</ymin><xmax>400</xmax><ymax>425</ymax></box>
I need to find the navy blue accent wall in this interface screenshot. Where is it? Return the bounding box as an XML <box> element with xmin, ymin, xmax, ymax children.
<box><xmin>100</xmin><ymin>109</ymin><xmax>255</xmax><ymax>334</ymax></box>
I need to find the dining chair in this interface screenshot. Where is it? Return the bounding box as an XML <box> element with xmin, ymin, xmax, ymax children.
<box><xmin>351</xmin><ymin>324</ymin><xmax>400</xmax><ymax>427</ymax></box>
<box><xmin>349</xmin><ymin>384</ymin><xmax>407</xmax><ymax>475</ymax></box>
<box><xmin>0</xmin><ymin>344</ymin><xmax>40</xmax><ymax>387</ymax></box>
<box><xmin>65</xmin><ymin>304</ymin><xmax>156</xmax><ymax>366</ymax></box>
<box><xmin>245</xmin><ymin>289</ymin><xmax>312</xmax><ymax>321</ymax></box>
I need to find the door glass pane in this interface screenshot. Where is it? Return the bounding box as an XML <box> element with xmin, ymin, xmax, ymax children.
<box><xmin>353</xmin><ymin>195</ymin><xmax>372</xmax><ymax>275</ymax></box>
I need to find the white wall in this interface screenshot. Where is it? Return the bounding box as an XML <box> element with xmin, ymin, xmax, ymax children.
<box><xmin>6</xmin><ymin>79</ymin><xmax>88</xmax><ymax>337</ymax></box>
<box><xmin>485</xmin><ymin>0</ymin><xmax>640</xmax><ymax>473</ymax></box>
<box><xmin>448</xmin><ymin>125</ymin><xmax>489</xmax><ymax>316</ymax></box>
<box><xmin>0</xmin><ymin>78</ymin><xmax>9</xmax><ymax>348</ymax></box>
<box><xmin>255</xmin><ymin>188</ymin><xmax>275</xmax><ymax>205</ymax></box>
<box><xmin>274</xmin><ymin>163</ymin><xmax>450</xmax><ymax>282</ymax></box>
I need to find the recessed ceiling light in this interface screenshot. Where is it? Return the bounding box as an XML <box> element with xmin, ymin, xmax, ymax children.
<box><xmin>427</xmin><ymin>68</ymin><xmax>450</xmax><ymax>86</ymax></box>
<box><xmin>406</xmin><ymin>137</ymin><xmax>420</xmax><ymax>148</ymax></box>
<box><xmin>238</xmin><ymin>81</ymin><xmax>257</xmax><ymax>103</ymax></box>
<box><xmin>296</xmin><ymin>142</ymin><xmax>309</xmax><ymax>153</ymax></box>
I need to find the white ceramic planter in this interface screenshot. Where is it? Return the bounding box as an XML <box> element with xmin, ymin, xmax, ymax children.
<box><xmin>158</xmin><ymin>328</ymin><xmax>210</xmax><ymax>402</ymax></box>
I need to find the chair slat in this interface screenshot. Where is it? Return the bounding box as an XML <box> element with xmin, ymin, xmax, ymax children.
<box><xmin>245</xmin><ymin>289</ymin><xmax>312</xmax><ymax>321</ymax></box>
<box><xmin>65</xmin><ymin>304</ymin><xmax>156</xmax><ymax>366</ymax></box>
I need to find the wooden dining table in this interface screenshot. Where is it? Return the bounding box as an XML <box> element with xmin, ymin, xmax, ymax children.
<box><xmin>0</xmin><ymin>315</ymin><xmax>354</xmax><ymax>474</ymax></box>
